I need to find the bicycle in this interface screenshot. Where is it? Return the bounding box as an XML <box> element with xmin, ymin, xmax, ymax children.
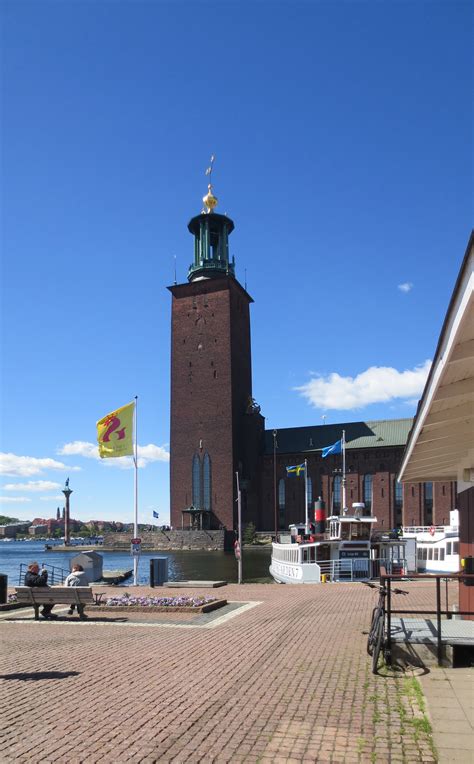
<box><xmin>363</xmin><ymin>581</ymin><xmax>409</xmax><ymax>673</ymax></box>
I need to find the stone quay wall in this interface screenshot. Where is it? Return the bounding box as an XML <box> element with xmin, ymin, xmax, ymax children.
<box><xmin>103</xmin><ymin>530</ymin><xmax>228</xmax><ymax>551</ymax></box>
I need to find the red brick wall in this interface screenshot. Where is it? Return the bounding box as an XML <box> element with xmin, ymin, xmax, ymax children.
<box><xmin>459</xmin><ymin>486</ymin><xmax>474</xmax><ymax>619</ymax></box>
<box><xmin>260</xmin><ymin>448</ymin><xmax>457</xmax><ymax>532</ymax></box>
<box><xmin>169</xmin><ymin>278</ymin><xmax>253</xmax><ymax>531</ymax></box>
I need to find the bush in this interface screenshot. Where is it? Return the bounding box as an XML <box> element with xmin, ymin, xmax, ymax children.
<box><xmin>243</xmin><ymin>522</ymin><xmax>256</xmax><ymax>545</ymax></box>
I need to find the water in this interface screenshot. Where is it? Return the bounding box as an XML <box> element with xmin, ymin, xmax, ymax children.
<box><xmin>0</xmin><ymin>540</ymin><xmax>272</xmax><ymax>586</ymax></box>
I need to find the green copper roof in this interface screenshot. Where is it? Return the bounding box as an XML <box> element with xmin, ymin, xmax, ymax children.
<box><xmin>264</xmin><ymin>418</ymin><xmax>414</xmax><ymax>456</ymax></box>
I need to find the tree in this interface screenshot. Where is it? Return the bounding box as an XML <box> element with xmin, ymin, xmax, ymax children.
<box><xmin>0</xmin><ymin>516</ymin><xmax>20</xmax><ymax>525</ymax></box>
<box><xmin>243</xmin><ymin>522</ymin><xmax>256</xmax><ymax>545</ymax></box>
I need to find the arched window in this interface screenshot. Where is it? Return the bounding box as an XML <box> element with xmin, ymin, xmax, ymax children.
<box><xmin>394</xmin><ymin>480</ymin><xmax>403</xmax><ymax>526</ymax></box>
<box><xmin>363</xmin><ymin>475</ymin><xmax>372</xmax><ymax>513</ymax></box>
<box><xmin>192</xmin><ymin>454</ymin><xmax>201</xmax><ymax>508</ymax></box>
<box><xmin>333</xmin><ymin>475</ymin><xmax>341</xmax><ymax>514</ymax></box>
<box><xmin>203</xmin><ymin>453</ymin><xmax>211</xmax><ymax>510</ymax></box>
<box><xmin>424</xmin><ymin>482</ymin><xmax>433</xmax><ymax>524</ymax></box>
<box><xmin>307</xmin><ymin>476</ymin><xmax>313</xmax><ymax>509</ymax></box>
<box><xmin>278</xmin><ymin>478</ymin><xmax>286</xmax><ymax>530</ymax></box>
<box><xmin>278</xmin><ymin>479</ymin><xmax>285</xmax><ymax>509</ymax></box>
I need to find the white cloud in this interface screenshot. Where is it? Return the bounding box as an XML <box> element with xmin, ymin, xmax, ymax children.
<box><xmin>40</xmin><ymin>495</ymin><xmax>64</xmax><ymax>501</ymax></box>
<box><xmin>0</xmin><ymin>496</ymin><xmax>31</xmax><ymax>504</ymax></box>
<box><xmin>295</xmin><ymin>360</ymin><xmax>431</xmax><ymax>411</ymax></box>
<box><xmin>0</xmin><ymin>453</ymin><xmax>81</xmax><ymax>477</ymax></box>
<box><xmin>3</xmin><ymin>481</ymin><xmax>62</xmax><ymax>492</ymax></box>
<box><xmin>58</xmin><ymin>441</ymin><xmax>170</xmax><ymax>469</ymax></box>
<box><xmin>59</xmin><ymin>441</ymin><xmax>99</xmax><ymax>459</ymax></box>
<box><xmin>398</xmin><ymin>282</ymin><xmax>413</xmax><ymax>293</ymax></box>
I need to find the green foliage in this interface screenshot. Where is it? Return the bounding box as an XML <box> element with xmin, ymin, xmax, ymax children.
<box><xmin>53</xmin><ymin>528</ymin><xmax>63</xmax><ymax>538</ymax></box>
<box><xmin>0</xmin><ymin>515</ymin><xmax>20</xmax><ymax>525</ymax></box>
<box><xmin>242</xmin><ymin>522</ymin><xmax>256</xmax><ymax>545</ymax></box>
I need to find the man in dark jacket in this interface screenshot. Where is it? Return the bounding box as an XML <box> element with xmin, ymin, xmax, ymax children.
<box><xmin>25</xmin><ymin>562</ymin><xmax>57</xmax><ymax>619</ymax></box>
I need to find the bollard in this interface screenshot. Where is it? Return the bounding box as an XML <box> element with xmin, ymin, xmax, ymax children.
<box><xmin>321</xmin><ymin>574</ymin><xmax>327</xmax><ymax>583</ymax></box>
<box><xmin>150</xmin><ymin>557</ymin><xmax>168</xmax><ymax>587</ymax></box>
<box><xmin>451</xmin><ymin>604</ymin><xmax>461</xmax><ymax>620</ymax></box>
<box><xmin>0</xmin><ymin>574</ymin><xmax>7</xmax><ymax>604</ymax></box>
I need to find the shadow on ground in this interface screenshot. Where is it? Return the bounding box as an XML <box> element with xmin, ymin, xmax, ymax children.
<box><xmin>0</xmin><ymin>671</ymin><xmax>81</xmax><ymax>681</ymax></box>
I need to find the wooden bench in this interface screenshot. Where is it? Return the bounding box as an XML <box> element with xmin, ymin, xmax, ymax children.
<box><xmin>15</xmin><ymin>587</ymin><xmax>95</xmax><ymax>620</ymax></box>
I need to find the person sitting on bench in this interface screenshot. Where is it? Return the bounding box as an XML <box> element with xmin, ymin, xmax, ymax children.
<box><xmin>64</xmin><ymin>564</ymin><xmax>89</xmax><ymax>618</ymax></box>
<box><xmin>24</xmin><ymin>562</ymin><xmax>57</xmax><ymax>620</ymax></box>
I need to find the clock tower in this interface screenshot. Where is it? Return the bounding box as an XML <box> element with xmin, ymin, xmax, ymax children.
<box><xmin>168</xmin><ymin>166</ymin><xmax>264</xmax><ymax>532</ymax></box>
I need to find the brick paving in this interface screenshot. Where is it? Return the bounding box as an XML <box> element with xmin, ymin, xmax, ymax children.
<box><xmin>0</xmin><ymin>580</ymin><xmax>453</xmax><ymax>763</ymax></box>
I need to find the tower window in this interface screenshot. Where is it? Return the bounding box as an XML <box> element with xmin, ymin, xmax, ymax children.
<box><xmin>203</xmin><ymin>453</ymin><xmax>212</xmax><ymax>510</ymax></box>
<box><xmin>192</xmin><ymin>454</ymin><xmax>201</xmax><ymax>508</ymax></box>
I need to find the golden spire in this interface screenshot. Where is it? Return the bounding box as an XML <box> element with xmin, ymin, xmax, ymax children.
<box><xmin>202</xmin><ymin>154</ymin><xmax>218</xmax><ymax>213</ymax></box>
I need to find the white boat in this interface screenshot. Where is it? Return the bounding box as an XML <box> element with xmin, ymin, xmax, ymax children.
<box><xmin>270</xmin><ymin>506</ymin><xmax>407</xmax><ymax>584</ymax></box>
<box><xmin>402</xmin><ymin>510</ymin><xmax>460</xmax><ymax>574</ymax></box>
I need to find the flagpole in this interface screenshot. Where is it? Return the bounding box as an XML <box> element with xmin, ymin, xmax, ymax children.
<box><xmin>133</xmin><ymin>395</ymin><xmax>138</xmax><ymax>586</ymax></box>
<box><xmin>304</xmin><ymin>458</ymin><xmax>309</xmax><ymax>533</ymax></box>
<box><xmin>342</xmin><ymin>430</ymin><xmax>347</xmax><ymax>513</ymax></box>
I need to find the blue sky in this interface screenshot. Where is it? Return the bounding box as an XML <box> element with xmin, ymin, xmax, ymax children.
<box><xmin>1</xmin><ymin>1</ymin><xmax>472</xmax><ymax>525</ymax></box>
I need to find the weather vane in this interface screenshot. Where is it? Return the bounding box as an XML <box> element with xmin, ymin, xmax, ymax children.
<box><xmin>205</xmin><ymin>154</ymin><xmax>215</xmax><ymax>182</ymax></box>
<box><xmin>202</xmin><ymin>154</ymin><xmax>218</xmax><ymax>213</ymax></box>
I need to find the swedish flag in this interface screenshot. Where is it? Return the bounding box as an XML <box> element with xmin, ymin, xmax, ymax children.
<box><xmin>286</xmin><ymin>463</ymin><xmax>306</xmax><ymax>476</ymax></box>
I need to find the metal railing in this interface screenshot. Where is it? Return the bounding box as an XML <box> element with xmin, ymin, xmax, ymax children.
<box><xmin>18</xmin><ymin>562</ymin><xmax>69</xmax><ymax>586</ymax></box>
<box><xmin>402</xmin><ymin>525</ymin><xmax>459</xmax><ymax>535</ymax></box>
<box><xmin>380</xmin><ymin>567</ymin><xmax>474</xmax><ymax>666</ymax></box>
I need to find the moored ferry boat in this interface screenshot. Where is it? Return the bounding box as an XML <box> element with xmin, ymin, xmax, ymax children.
<box><xmin>270</xmin><ymin>503</ymin><xmax>407</xmax><ymax>584</ymax></box>
<box><xmin>402</xmin><ymin>509</ymin><xmax>460</xmax><ymax>574</ymax></box>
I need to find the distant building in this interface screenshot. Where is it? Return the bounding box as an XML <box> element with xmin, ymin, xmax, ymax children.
<box><xmin>0</xmin><ymin>523</ymin><xmax>31</xmax><ymax>538</ymax></box>
<box><xmin>28</xmin><ymin>524</ymin><xmax>48</xmax><ymax>536</ymax></box>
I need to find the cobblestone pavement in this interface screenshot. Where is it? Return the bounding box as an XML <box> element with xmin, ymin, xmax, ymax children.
<box><xmin>0</xmin><ymin>580</ymin><xmax>454</xmax><ymax>763</ymax></box>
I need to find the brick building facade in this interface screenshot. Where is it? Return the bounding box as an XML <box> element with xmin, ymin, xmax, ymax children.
<box><xmin>259</xmin><ymin>422</ymin><xmax>456</xmax><ymax>533</ymax></box>
<box><xmin>169</xmin><ymin>198</ymin><xmax>457</xmax><ymax>532</ymax></box>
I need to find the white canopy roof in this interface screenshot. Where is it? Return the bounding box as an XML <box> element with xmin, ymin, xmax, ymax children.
<box><xmin>398</xmin><ymin>232</ymin><xmax>474</xmax><ymax>486</ymax></box>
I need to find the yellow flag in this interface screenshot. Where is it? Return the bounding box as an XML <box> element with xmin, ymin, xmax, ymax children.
<box><xmin>97</xmin><ymin>402</ymin><xmax>135</xmax><ymax>459</ymax></box>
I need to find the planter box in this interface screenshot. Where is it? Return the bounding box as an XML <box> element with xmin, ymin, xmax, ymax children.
<box><xmin>92</xmin><ymin>598</ymin><xmax>227</xmax><ymax>614</ymax></box>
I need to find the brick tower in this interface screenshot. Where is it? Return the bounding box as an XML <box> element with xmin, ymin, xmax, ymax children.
<box><xmin>168</xmin><ymin>171</ymin><xmax>264</xmax><ymax>532</ymax></box>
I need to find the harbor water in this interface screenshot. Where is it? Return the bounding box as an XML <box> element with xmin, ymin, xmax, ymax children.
<box><xmin>0</xmin><ymin>539</ymin><xmax>272</xmax><ymax>586</ymax></box>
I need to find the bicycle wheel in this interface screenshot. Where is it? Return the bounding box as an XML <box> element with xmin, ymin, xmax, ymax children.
<box><xmin>367</xmin><ymin>606</ymin><xmax>381</xmax><ymax>655</ymax></box>
<box><xmin>371</xmin><ymin>616</ymin><xmax>384</xmax><ymax>674</ymax></box>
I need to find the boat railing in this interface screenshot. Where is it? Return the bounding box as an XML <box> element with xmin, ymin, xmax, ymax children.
<box><xmin>18</xmin><ymin>562</ymin><xmax>69</xmax><ymax>586</ymax></box>
<box><xmin>402</xmin><ymin>525</ymin><xmax>458</xmax><ymax>535</ymax></box>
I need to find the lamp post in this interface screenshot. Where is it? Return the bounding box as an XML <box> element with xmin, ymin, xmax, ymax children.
<box><xmin>62</xmin><ymin>478</ymin><xmax>72</xmax><ymax>546</ymax></box>
<box><xmin>273</xmin><ymin>430</ymin><xmax>278</xmax><ymax>541</ymax></box>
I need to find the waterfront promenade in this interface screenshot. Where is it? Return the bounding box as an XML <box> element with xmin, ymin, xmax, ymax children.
<box><xmin>0</xmin><ymin>581</ymin><xmax>468</xmax><ymax>762</ymax></box>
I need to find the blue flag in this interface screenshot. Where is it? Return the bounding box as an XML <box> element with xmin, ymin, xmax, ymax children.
<box><xmin>286</xmin><ymin>463</ymin><xmax>306</xmax><ymax>476</ymax></box>
<box><xmin>153</xmin><ymin>510</ymin><xmax>159</xmax><ymax>519</ymax></box>
<box><xmin>322</xmin><ymin>439</ymin><xmax>342</xmax><ymax>458</ymax></box>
